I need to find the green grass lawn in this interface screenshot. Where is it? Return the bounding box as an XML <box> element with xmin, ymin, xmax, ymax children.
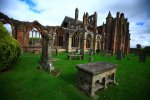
<box><xmin>0</xmin><ymin>52</ymin><xmax>150</xmax><ymax>100</ymax></box>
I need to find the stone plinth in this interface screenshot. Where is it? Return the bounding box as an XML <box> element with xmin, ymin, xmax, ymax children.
<box><xmin>68</xmin><ymin>54</ymin><xmax>82</xmax><ymax>60</ymax></box>
<box><xmin>76</xmin><ymin>62</ymin><xmax>118</xmax><ymax>97</ymax></box>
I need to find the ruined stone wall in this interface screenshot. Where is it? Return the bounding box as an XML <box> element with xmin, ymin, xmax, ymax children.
<box><xmin>0</xmin><ymin>8</ymin><xmax>130</xmax><ymax>55</ymax></box>
<box><xmin>98</xmin><ymin>11</ymin><xmax>130</xmax><ymax>55</ymax></box>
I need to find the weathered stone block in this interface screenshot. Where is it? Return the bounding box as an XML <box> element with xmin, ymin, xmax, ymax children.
<box><xmin>76</xmin><ymin>62</ymin><xmax>118</xmax><ymax>97</ymax></box>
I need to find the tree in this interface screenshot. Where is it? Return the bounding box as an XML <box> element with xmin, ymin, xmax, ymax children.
<box><xmin>0</xmin><ymin>22</ymin><xmax>21</xmax><ymax>71</ymax></box>
<box><xmin>136</xmin><ymin>44</ymin><xmax>141</xmax><ymax>49</ymax></box>
<box><xmin>143</xmin><ymin>46</ymin><xmax>150</xmax><ymax>54</ymax></box>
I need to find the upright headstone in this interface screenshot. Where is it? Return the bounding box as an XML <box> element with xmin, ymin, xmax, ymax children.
<box><xmin>56</xmin><ymin>48</ymin><xmax>59</xmax><ymax>56</ymax></box>
<box><xmin>96</xmin><ymin>49</ymin><xmax>100</xmax><ymax>54</ymax></box>
<box><xmin>88</xmin><ymin>48</ymin><xmax>93</xmax><ymax>62</ymax></box>
<box><xmin>76</xmin><ymin>48</ymin><xmax>79</xmax><ymax>53</ymax></box>
<box><xmin>116</xmin><ymin>50</ymin><xmax>122</xmax><ymax>60</ymax></box>
<box><xmin>80</xmin><ymin>49</ymin><xmax>84</xmax><ymax>59</ymax></box>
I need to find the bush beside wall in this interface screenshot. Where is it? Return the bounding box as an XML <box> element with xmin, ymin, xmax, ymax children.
<box><xmin>0</xmin><ymin>23</ymin><xmax>21</xmax><ymax>71</ymax></box>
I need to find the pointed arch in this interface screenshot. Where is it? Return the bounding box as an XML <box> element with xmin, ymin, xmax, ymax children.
<box><xmin>54</xmin><ymin>27</ymin><xmax>64</xmax><ymax>47</ymax></box>
<box><xmin>86</xmin><ymin>33</ymin><xmax>92</xmax><ymax>48</ymax></box>
<box><xmin>96</xmin><ymin>35</ymin><xmax>102</xmax><ymax>50</ymax></box>
<box><xmin>71</xmin><ymin>31</ymin><xmax>81</xmax><ymax>47</ymax></box>
<box><xmin>0</xmin><ymin>12</ymin><xmax>16</xmax><ymax>38</ymax></box>
<box><xmin>27</xmin><ymin>21</ymin><xmax>44</xmax><ymax>34</ymax></box>
<box><xmin>26</xmin><ymin>21</ymin><xmax>44</xmax><ymax>46</ymax></box>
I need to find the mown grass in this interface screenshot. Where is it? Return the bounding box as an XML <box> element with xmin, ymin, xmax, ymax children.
<box><xmin>0</xmin><ymin>52</ymin><xmax>150</xmax><ymax>100</ymax></box>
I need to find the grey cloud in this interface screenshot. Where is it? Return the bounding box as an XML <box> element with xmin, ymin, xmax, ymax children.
<box><xmin>0</xmin><ymin>0</ymin><xmax>150</xmax><ymax>47</ymax></box>
<box><xmin>96</xmin><ymin>0</ymin><xmax>150</xmax><ymax>21</ymax></box>
<box><xmin>139</xmin><ymin>36</ymin><xmax>145</xmax><ymax>39</ymax></box>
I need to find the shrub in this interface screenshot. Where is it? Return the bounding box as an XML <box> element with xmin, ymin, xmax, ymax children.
<box><xmin>143</xmin><ymin>46</ymin><xmax>150</xmax><ymax>53</ymax></box>
<box><xmin>140</xmin><ymin>46</ymin><xmax>150</xmax><ymax>56</ymax></box>
<box><xmin>0</xmin><ymin>23</ymin><xmax>21</xmax><ymax>71</ymax></box>
<box><xmin>96</xmin><ymin>49</ymin><xmax>100</xmax><ymax>54</ymax></box>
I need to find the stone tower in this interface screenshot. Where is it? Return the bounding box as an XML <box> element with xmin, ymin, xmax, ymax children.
<box><xmin>75</xmin><ymin>8</ymin><xmax>79</xmax><ymax>21</ymax></box>
<box><xmin>94</xmin><ymin>12</ymin><xmax>97</xmax><ymax>32</ymax></box>
<box><xmin>106</xmin><ymin>11</ymin><xmax>113</xmax><ymax>23</ymax></box>
<box><xmin>75</xmin><ymin>8</ymin><xmax>79</xmax><ymax>29</ymax></box>
<box><xmin>83</xmin><ymin>12</ymin><xmax>88</xmax><ymax>30</ymax></box>
<box><xmin>105</xmin><ymin>11</ymin><xmax>113</xmax><ymax>51</ymax></box>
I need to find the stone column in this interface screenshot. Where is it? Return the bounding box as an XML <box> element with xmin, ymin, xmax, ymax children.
<box><xmin>67</xmin><ymin>34</ymin><xmax>72</xmax><ymax>52</ymax></box>
<box><xmin>94</xmin><ymin>40</ymin><xmax>97</xmax><ymax>51</ymax></box>
<box><xmin>35</xmin><ymin>31</ymin><xmax>38</xmax><ymax>43</ymax></box>
<box><xmin>78</xmin><ymin>35</ymin><xmax>81</xmax><ymax>49</ymax></box>
<box><xmin>83</xmin><ymin>33</ymin><xmax>86</xmax><ymax>51</ymax></box>
<box><xmin>93</xmin><ymin>34</ymin><xmax>97</xmax><ymax>54</ymax></box>
<box><xmin>102</xmin><ymin>34</ymin><xmax>105</xmax><ymax>51</ymax></box>
<box><xmin>41</xmin><ymin>37</ymin><xmax>44</xmax><ymax>62</ymax></box>
<box><xmin>39</xmin><ymin>32</ymin><xmax>40</xmax><ymax>44</ymax></box>
<box><xmin>48</xmin><ymin>34</ymin><xmax>52</xmax><ymax>59</ymax></box>
<box><xmin>80</xmin><ymin>32</ymin><xmax>85</xmax><ymax>59</ymax></box>
<box><xmin>47</xmin><ymin>34</ymin><xmax>54</xmax><ymax>71</ymax></box>
<box><xmin>127</xmin><ymin>34</ymin><xmax>130</xmax><ymax>54</ymax></box>
<box><xmin>88</xmin><ymin>48</ymin><xmax>93</xmax><ymax>62</ymax></box>
<box><xmin>41</xmin><ymin>36</ymin><xmax>44</xmax><ymax>62</ymax></box>
<box><xmin>32</xmin><ymin>31</ymin><xmax>33</xmax><ymax>45</ymax></box>
<box><xmin>11</xmin><ymin>25</ymin><xmax>16</xmax><ymax>39</ymax></box>
<box><xmin>17</xmin><ymin>29</ymin><xmax>24</xmax><ymax>51</ymax></box>
<box><xmin>119</xmin><ymin>25</ymin><xmax>123</xmax><ymax>51</ymax></box>
<box><xmin>112</xmin><ymin>27</ymin><xmax>117</xmax><ymax>55</ymax></box>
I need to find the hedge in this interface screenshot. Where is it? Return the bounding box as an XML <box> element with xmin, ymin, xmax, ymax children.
<box><xmin>0</xmin><ymin>22</ymin><xmax>21</xmax><ymax>71</ymax></box>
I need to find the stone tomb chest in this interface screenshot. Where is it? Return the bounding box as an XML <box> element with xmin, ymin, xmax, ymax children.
<box><xmin>76</xmin><ymin>62</ymin><xmax>118</xmax><ymax>97</ymax></box>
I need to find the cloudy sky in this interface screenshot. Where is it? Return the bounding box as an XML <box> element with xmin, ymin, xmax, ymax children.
<box><xmin>0</xmin><ymin>0</ymin><xmax>150</xmax><ymax>48</ymax></box>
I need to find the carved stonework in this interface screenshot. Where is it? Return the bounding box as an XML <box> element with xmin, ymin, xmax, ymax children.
<box><xmin>0</xmin><ymin>8</ymin><xmax>130</xmax><ymax>62</ymax></box>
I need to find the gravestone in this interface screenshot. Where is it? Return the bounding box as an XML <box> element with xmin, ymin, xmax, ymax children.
<box><xmin>116</xmin><ymin>50</ymin><xmax>122</xmax><ymax>60</ymax></box>
<box><xmin>96</xmin><ymin>49</ymin><xmax>100</xmax><ymax>54</ymax></box>
<box><xmin>88</xmin><ymin>48</ymin><xmax>93</xmax><ymax>62</ymax></box>
<box><xmin>80</xmin><ymin>49</ymin><xmax>84</xmax><ymax>59</ymax></box>
<box><xmin>76</xmin><ymin>49</ymin><xmax>79</xmax><ymax>53</ymax></box>
<box><xmin>139</xmin><ymin>53</ymin><xmax>146</xmax><ymax>62</ymax></box>
<box><xmin>56</xmin><ymin>48</ymin><xmax>59</xmax><ymax>56</ymax></box>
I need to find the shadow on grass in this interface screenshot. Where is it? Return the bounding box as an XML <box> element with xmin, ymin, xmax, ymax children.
<box><xmin>59</xmin><ymin>72</ymin><xmax>77</xmax><ymax>85</ymax></box>
<box><xmin>0</xmin><ymin>57</ymin><xmax>22</xmax><ymax>73</ymax></box>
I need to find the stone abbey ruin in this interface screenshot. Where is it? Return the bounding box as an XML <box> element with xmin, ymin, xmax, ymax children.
<box><xmin>0</xmin><ymin>8</ymin><xmax>130</xmax><ymax>69</ymax></box>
